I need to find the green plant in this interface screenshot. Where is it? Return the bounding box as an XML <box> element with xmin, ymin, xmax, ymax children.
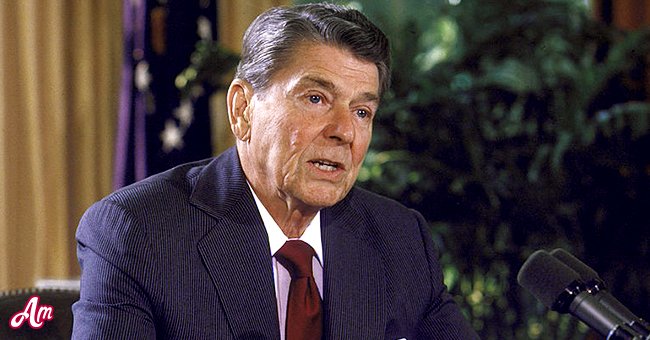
<box><xmin>297</xmin><ymin>0</ymin><xmax>650</xmax><ymax>338</ymax></box>
<box><xmin>175</xmin><ymin>38</ymin><xmax>240</xmax><ymax>98</ymax></box>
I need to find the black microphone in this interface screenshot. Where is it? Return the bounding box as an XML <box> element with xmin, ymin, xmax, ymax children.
<box><xmin>517</xmin><ymin>250</ymin><xmax>642</xmax><ymax>339</ymax></box>
<box><xmin>550</xmin><ymin>248</ymin><xmax>650</xmax><ymax>336</ymax></box>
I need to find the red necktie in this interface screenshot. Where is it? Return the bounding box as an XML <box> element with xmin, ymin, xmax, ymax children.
<box><xmin>275</xmin><ymin>240</ymin><xmax>323</xmax><ymax>340</ymax></box>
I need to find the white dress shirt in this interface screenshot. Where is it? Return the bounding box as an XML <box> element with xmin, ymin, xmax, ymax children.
<box><xmin>248</xmin><ymin>183</ymin><xmax>324</xmax><ymax>340</ymax></box>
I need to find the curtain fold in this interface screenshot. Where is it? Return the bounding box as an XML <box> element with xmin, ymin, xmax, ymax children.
<box><xmin>0</xmin><ymin>0</ymin><xmax>121</xmax><ymax>290</ymax></box>
<box><xmin>0</xmin><ymin>0</ymin><xmax>288</xmax><ymax>291</ymax></box>
<box><xmin>218</xmin><ymin>0</ymin><xmax>289</xmax><ymax>53</ymax></box>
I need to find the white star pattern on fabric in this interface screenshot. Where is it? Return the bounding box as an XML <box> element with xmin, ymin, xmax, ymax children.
<box><xmin>135</xmin><ymin>61</ymin><xmax>152</xmax><ymax>91</ymax></box>
<box><xmin>197</xmin><ymin>16</ymin><xmax>213</xmax><ymax>40</ymax></box>
<box><xmin>160</xmin><ymin>120</ymin><xmax>184</xmax><ymax>152</ymax></box>
<box><xmin>174</xmin><ymin>99</ymin><xmax>194</xmax><ymax>127</ymax></box>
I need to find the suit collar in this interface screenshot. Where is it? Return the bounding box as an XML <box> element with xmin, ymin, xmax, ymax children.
<box><xmin>321</xmin><ymin>191</ymin><xmax>387</xmax><ymax>338</ymax></box>
<box><xmin>191</xmin><ymin>149</ymin><xmax>386</xmax><ymax>337</ymax></box>
<box><xmin>192</xmin><ymin>147</ymin><xmax>280</xmax><ymax>339</ymax></box>
<box><xmin>190</xmin><ymin>147</ymin><xmax>249</xmax><ymax>220</ymax></box>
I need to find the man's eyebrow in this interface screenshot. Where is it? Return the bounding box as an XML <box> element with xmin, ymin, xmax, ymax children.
<box><xmin>296</xmin><ymin>75</ymin><xmax>380</xmax><ymax>103</ymax></box>
<box><xmin>296</xmin><ymin>75</ymin><xmax>336</xmax><ymax>92</ymax></box>
<box><xmin>356</xmin><ymin>92</ymin><xmax>380</xmax><ymax>104</ymax></box>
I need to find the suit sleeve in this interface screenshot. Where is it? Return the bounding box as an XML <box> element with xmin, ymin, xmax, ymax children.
<box><xmin>72</xmin><ymin>200</ymin><xmax>158</xmax><ymax>339</ymax></box>
<box><xmin>412</xmin><ymin>210</ymin><xmax>480</xmax><ymax>339</ymax></box>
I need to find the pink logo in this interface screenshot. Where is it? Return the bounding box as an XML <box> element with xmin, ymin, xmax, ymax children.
<box><xmin>9</xmin><ymin>295</ymin><xmax>54</xmax><ymax>330</ymax></box>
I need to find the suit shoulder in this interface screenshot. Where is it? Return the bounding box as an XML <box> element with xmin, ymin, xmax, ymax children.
<box><xmin>105</xmin><ymin>158</ymin><xmax>212</xmax><ymax>210</ymax></box>
<box><xmin>347</xmin><ymin>186</ymin><xmax>415</xmax><ymax>218</ymax></box>
<box><xmin>342</xmin><ymin>186</ymin><xmax>428</xmax><ymax>243</ymax></box>
<box><xmin>76</xmin><ymin>158</ymin><xmax>219</xmax><ymax>256</ymax></box>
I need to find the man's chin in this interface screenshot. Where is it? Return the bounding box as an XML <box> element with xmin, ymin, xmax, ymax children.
<box><xmin>297</xmin><ymin>188</ymin><xmax>349</xmax><ymax>209</ymax></box>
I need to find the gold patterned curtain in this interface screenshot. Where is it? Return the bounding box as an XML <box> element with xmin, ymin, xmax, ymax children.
<box><xmin>0</xmin><ymin>1</ymin><xmax>121</xmax><ymax>290</ymax></box>
<box><xmin>0</xmin><ymin>0</ymin><xmax>288</xmax><ymax>291</ymax></box>
<box><xmin>218</xmin><ymin>0</ymin><xmax>289</xmax><ymax>52</ymax></box>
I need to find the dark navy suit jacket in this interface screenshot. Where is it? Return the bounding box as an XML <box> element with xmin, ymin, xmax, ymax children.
<box><xmin>72</xmin><ymin>147</ymin><xmax>478</xmax><ymax>339</ymax></box>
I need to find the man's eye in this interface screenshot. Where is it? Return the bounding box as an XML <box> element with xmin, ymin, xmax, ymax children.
<box><xmin>356</xmin><ymin>109</ymin><xmax>370</xmax><ymax>118</ymax></box>
<box><xmin>308</xmin><ymin>95</ymin><xmax>322</xmax><ymax>104</ymax></box>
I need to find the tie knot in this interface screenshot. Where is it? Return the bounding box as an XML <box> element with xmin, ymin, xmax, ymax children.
<box><xmin>275</xmin><ymin>240</ymin><xmax>316</xmax><ymax>279</ymax></box>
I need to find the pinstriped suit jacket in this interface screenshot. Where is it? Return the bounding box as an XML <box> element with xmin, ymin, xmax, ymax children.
<box><xmin>72</xmin><ymin>147</ymin><xmax>478</xmax><ymax>339</ymax></box>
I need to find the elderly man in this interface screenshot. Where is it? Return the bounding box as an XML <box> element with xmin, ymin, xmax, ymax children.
<box><xmin>72</xmin><ymin>3</ymin><xmax>478</xmax><ymax>339</ymax></box>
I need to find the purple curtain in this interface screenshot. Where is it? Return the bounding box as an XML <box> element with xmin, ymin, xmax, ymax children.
<box><xmin>113</xmin><ymin>0</ymin><xmax>218</xmax><ymax>189</ymax></box>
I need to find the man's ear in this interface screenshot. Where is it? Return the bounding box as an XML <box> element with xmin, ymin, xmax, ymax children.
<box><xmin>226</xmin><ymin>79</ymin><xmax>254</xmax><ymax>141</ymax></box>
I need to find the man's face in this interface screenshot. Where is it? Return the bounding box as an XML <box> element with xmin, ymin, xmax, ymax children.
<box><xmin>244</xmin><ymin>43</ymin><xmax>380</xmax><ymax>211</ymax></box>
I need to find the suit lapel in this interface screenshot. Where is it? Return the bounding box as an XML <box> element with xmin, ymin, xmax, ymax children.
<box><xmin>321</xmin><ymin>194</ymin><xmax>386</xmax><ymax>338</ymax></box>
<box><xmin>189</xmin><ymin>149</ymin><xmax>386</xmax><ymax>337</ymax></box>
<box><xmin>191</xmin><ymin>148</ymin><xmax>280</xmax><ymax>339</ymax></box>
<box><xmin>197</xmin><ymin>217</ymin><xmax>279</xmax><ymax>339</ymax></box>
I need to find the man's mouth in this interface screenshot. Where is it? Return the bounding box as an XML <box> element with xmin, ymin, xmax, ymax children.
<box><xmin>310</xmin><ymin>159</ymin><xmax>342</xmax><ymax>172</ymax></box>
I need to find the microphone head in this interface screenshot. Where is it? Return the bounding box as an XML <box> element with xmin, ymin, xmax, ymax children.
<box><xmin>550</xmin><ymin>248</ymin><xmax>603</xmax><ymax>285</ymax></box>
<box><xmin>517</xmin><ymin>250</ymin><xmax>582</xmax><ymax>310</ymax></box>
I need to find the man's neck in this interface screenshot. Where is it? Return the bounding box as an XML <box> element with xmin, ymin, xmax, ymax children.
<box><xmin>246</xmin><ymin>180</ymin><xmax>319</xmax><ymax>238</ymax></box>
<box><xmin>274</xmin><ymin>206</ymin><xmax>318</xmax><ymax>238</ymax></box>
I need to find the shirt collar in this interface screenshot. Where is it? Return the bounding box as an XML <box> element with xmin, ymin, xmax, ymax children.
<box><xmin>247</xmin><ymin>182</ymin><xmax>324</xmax><ymax>264</ymax></box>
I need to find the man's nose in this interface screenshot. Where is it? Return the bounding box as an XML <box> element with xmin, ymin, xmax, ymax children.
<box><xmin>323</xmin><ymin>105</ymin><xmax>354</xmax><ymax>144</ymax></box>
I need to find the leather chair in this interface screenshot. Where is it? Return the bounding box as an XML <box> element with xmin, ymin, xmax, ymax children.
<box><xmin>0</xmin><ymin>287</ymin><xmax>79</xmax><ymax>339</ymax></box>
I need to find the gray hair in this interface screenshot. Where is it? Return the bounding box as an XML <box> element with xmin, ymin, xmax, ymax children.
<box><xmin>235</xmin><ymin>3</ymin><xmax>391</xmax><ymax>97</ymax></box>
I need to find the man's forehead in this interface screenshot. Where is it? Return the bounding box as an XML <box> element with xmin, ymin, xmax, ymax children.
<box><xmin>279</xmin><ymin>43</ymin><xmax>378</xmax><ymax>82</ymax></box>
